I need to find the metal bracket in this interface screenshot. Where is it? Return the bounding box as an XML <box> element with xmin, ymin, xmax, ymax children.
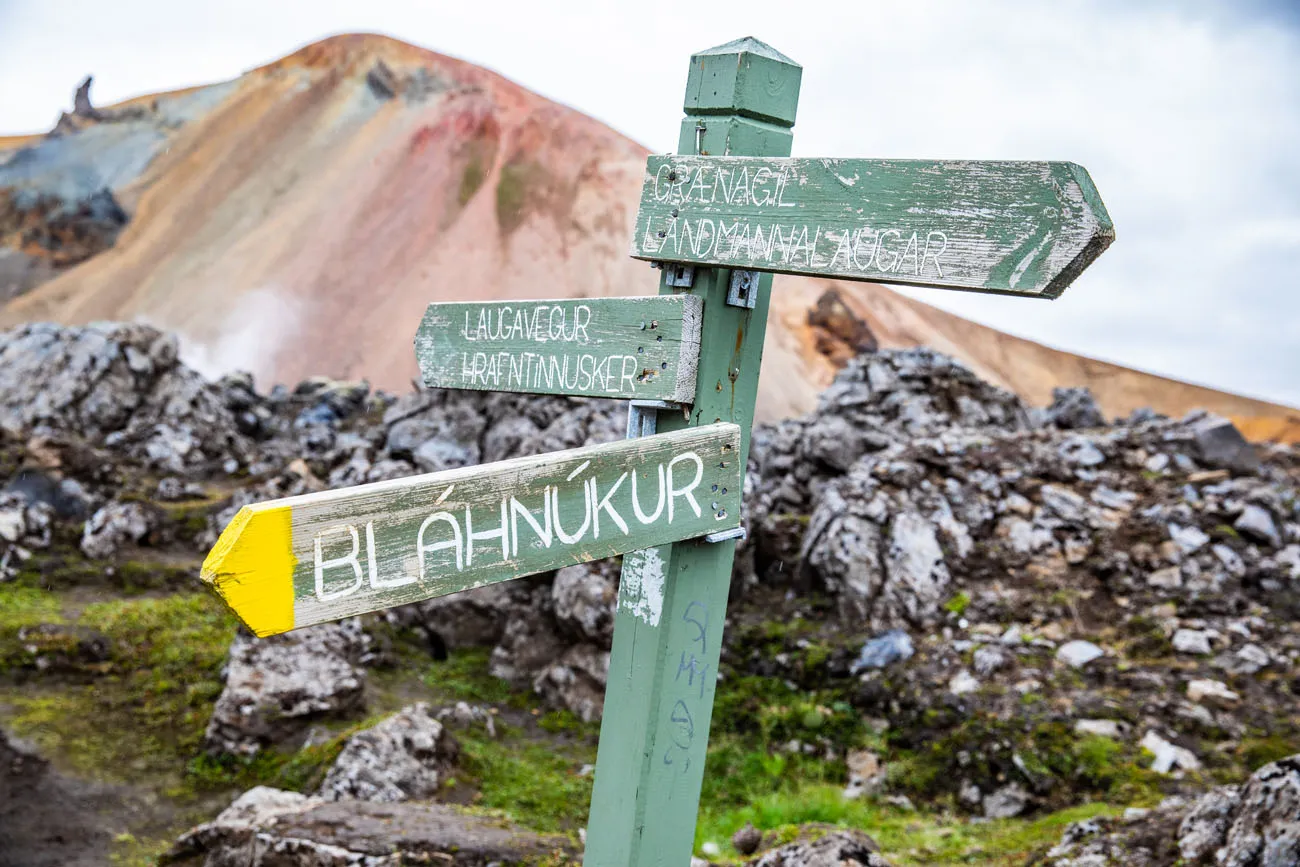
<box><xmin>625</xmin><ymin>399</ymin><xmax>679</xmax><ymax>440</ymax></box>
<box><xmin>704</xmin><ymin>527</ymin><xmax>747</xmax><ymax>544</ymax></box>
<box><xmin>662</xmin><ymin>264</ymin><xmax>695</xmax><ymax>288</ymax></box>
<box><xmin>726</xmin><ymin>270</ymin><xmax>759</xmax><ymax>308</ymax></box>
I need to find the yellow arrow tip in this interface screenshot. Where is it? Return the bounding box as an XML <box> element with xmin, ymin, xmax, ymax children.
<box><xmin>202</xmin><ymin>505</ymin><xmax>296</xmax><ymax>637</ymax></box>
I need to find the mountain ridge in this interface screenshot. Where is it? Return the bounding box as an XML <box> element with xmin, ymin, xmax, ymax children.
<box><xmin>1</xmin><ymin>32</ymin><xmax>1295</xmax><ymax>439</ymax></box>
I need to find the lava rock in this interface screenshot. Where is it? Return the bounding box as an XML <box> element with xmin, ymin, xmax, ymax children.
<box><xmin>80</xmin><ymin>500</ymin><xmax>154</xmax><ymax>559</ymax></box>
<box><xmin>850</xmin><ymin>630</ymin><xmax>914</xmax><ymax>673</ymax></box>
<box><xmin>1190</xmin><ymin>415</ymin><xmax>1260</xmax><ymax>475</ymax></box>
<box><xmin>317</xmin><ymin>703</ymin><xmax>459</xmax><ymax>803</ymax></box>
<box><xmin>204</xmin><ymin>622</ymin><xmax>369</xmax><ymax>756</ymax></box>
<box><xmin>1039</xmin><ymin>754</ymin><xmax>1300</xmax><ymax>866</ymax></box>
<box><xmin>746</xmin><ymin>827</ymin><xmax>893</xmax><ymax>866</ymax></box>
<box><xmin>1044</xmin><ymin>387</ymin><xmax>1108</xmax><ymax>429</ymax></box>
<box><xmin>165</xmin><ymin>785</ymin><xmax>573</xmax><ymax>866</ymax></box>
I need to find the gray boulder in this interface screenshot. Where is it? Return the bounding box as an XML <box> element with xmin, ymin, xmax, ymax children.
<box><xmin>80</xmin><ymin>500</ymin><xmax>155</xmax><ymax>559</ymax></box>
<box><xmin>1039</xmin><ymin>754</ymin><xmax>1300</xmax><ymax>866</ymax></box>
<box><xmin>803</xmin><ymin>474</ymin><xmax>956</xmax><ymax>629</ymax></box>
<box><xmin>746</xmin><ymin>828</ymin><xmax>893</xmax><ymax>866</ymax></box>
<box><xmin>204</xmin><ymin>622</ymin><xmax>369</xmax><ymax>756</ymax></box>
<box><xmin>551</xmin><ymin>559</ymin><xmax>619</xmax><ymax>644</ymax></box>
<box><xmin>1190</xmin><ymin>415</ymin><xmax>1260</xmax><ymax>475</ymax></box>
<box><xmin>983</xmin><ymin>783</ymin><xmax>1031</xmax><ymax>819</ymax></box>
<box><xmin>317</xmin><ymin>704</ymin><xmax>459</xmax><ymax>803</ymax></box>
<box><xmin>1044</xmin><ymin>386</ymin><xmax>1108</xmax><ymax>429</ymax></box>
<box><xmin>1235</xmin><ymin>505</ymin><xmax>1281</xmax><ymax>548</ymax></box>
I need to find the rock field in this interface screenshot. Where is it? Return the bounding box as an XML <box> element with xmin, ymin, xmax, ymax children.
<box><xmin>0</xmin><ymin>322</ymin><xmax>1295</xmax><ymax>866</ymax></box>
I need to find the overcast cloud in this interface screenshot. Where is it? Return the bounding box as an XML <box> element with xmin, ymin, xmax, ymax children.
<box><xmin>1</xmin><ymin>0</ymin><xmax>1296</xmax><ymax>406</ymax></box>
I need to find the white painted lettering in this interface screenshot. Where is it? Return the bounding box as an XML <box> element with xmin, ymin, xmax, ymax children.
<box><xmin>667</xmin><ymin>451</ymin><xmax>704</xmax><ymax>522</ymax></box>
<box><xmin>313</xmin><ymin>525</ymin><xmax>364</xmax><ymax>602</ymax></box>
<box><xmin>418</xmin><ymin>512</ymin><xmax>463</xmax><ymax>574</ymax></box>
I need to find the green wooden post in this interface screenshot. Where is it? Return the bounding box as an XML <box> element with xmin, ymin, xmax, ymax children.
<box><xmin>584</xmin><ymin>37</ymin><xmax>801</xmax><ymax>867</ymax></box>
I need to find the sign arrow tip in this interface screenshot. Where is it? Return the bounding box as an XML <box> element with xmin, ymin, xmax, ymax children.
<box><xmin>202</xmin><ymin>505</ymin><xmax>297</xmax><ymax>637</ymax></box>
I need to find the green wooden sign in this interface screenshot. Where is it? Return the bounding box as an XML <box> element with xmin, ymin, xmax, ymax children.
<box><xmin>413</xmin><ymin>296</ymin><xmax>703</xmax><ymax>402</ymax></box>
<box><xmin>631</xmin><ymin>155</ymin><xmax>1114</xmax><ymax>298</ymax></box>
<box><xmin>202</xmin><ymin>423</ymin><xmax>742</xmax><ymax>637</ymax></box>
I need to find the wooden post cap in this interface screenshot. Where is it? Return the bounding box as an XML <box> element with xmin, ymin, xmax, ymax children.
<box><xmin>683</xmin><ymin>36</ymin><xmax>802</xmax><ymax>127</ymax></box>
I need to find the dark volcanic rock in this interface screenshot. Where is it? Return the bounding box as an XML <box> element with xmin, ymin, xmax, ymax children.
<box><xmin>1044</xmin><ymin>386</ymin><xmax>1108</xmax><ymax>430</ymax></box>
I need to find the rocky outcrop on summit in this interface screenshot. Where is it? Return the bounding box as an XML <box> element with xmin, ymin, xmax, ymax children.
<box><xmin>1040</xmin><ymin>754</ymin><xmax>1300</xmax><ymax>866</ymax></box>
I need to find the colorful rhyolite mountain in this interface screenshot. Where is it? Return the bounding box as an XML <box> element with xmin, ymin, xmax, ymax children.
<box><xmin>1</xmin><ymin>34</ymin><xmax>1296</xmax><ymax>437</ymax></box>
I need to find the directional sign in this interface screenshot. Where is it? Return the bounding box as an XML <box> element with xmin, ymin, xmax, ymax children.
<box><xmin>414</xmin><ymin>296</ymin><xmax>703</xmax><ymax>403</ymax></box>
<box><xmin>202</xmin><ymin>424</ymin><xmax>742</xmax><ymax>636</ymax></box>
<box><xmin>631</xmin><ymin>156</ymin><xmax>1114</xmax><ymax>298</ymax></box>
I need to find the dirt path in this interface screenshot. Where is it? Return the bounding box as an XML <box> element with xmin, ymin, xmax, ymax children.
<box><xmin>0</xmin><ymin>728</ymin><xmax>128</xmax><ymax>866</ymax></box>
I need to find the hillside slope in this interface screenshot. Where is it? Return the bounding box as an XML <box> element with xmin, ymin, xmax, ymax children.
<box><xmin>1</xmin><ymin>33</ymin><xmax>1295</xmax><ymax>437</ymax></box>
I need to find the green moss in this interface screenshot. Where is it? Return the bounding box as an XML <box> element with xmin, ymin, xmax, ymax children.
<box><xmin>183</xmin><ymin>716</ymin><xmax>382</xmax><ymax>796</ymax></box>
<box><xmin>460</xmin><ymin>721</ymin><xmax>595</xmax><ymax>832</ymax></box>
<box><xmin>944</xmin><ymin>592</ymin><xmax>972</xmax><ymax>616</ymax></box>
<box><xmin>419</xmin><ymin>647</ymin><xmax>519</xmax><ymax>707</ymax></box>
<box><xmin>1</xmin><ymin>593</ymin><xmax>236</xmax><ymax>783</ymax></box>
<box><xmin>496</xmin><ymin>161</ymin><xmax>544</xmax><ymax>233</ymax></box>
<box><xmin>1120</xmin><ymin>615</ymin><xmax>1174</xmax><ymax>660</ymax></box>
<box><xmin>1238</xmin><ymin>735</ymin><xmax>1299</xmax><ymax>771</ymax></box>
<box><xmin>110</xmin><ymin>833</ymin><xmax>174</xmax><ymax>867</ymax></box>
<box><xmin>0</xmin><ymin>585</ymin><xmax>64</xmax><ymax>638</ymax></box>
<box><xmin>886</xmin><ymin>716</ymin><xmax>1163</xmax><ymax>809</ymax></box>
<box><xmin>538</xmin><ymin>709</ymin><xmax>596</xmax><ymax>737</ymax></box>
<box><xmin>459</xmin><ymin>153</ymin><xmax>487</xmax><ymax>206</ymax></box>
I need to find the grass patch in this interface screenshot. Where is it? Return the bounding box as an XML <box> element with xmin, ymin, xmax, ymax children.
<box><xmin>1237</xmin><ymin>734</ymin><xmax>1299</xmax><ymax>771</ymax></box>
<box><xmin>695</xmin><ymin>784</ymin><xmax>1119</xmax><ymax>865</ymax></box>
<box><xmin>418</xmin><ymin>647</ymin><xmax>519</xmax><ymax>706</ymax></box>
<box><xmin>944</xmin><ymin>592</ymin><xmax>972</xmax><ymax>616</ymax></box>
<box><xmin>2</xmin><ymin>592</ymin><xmax>236</xmax><ymax>784</ymax></box>
<box><xmin>459</xmin><ymin>720</ymin><xmax>595</xmax><ymax>832</ymax></box>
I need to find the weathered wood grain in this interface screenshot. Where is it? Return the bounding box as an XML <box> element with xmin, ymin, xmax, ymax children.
<box><xmin>201</xmin><ymin>424</ymin><xmax>742</xmax><ymax>636</ymax></box>
<box><xmin>631</xmin><ymin>156</ymin><xmax>1114</xmax><ymax>298</ymax></box>
<box><xmin>413</xmin><ymin>296</ymin><xmax>703</xmax><ymax>402</ymax></box>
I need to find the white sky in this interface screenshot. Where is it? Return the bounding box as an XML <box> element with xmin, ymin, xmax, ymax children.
<box><xmin>1</xmin><ymin>0</ymin><xmax>1297</xmax><ymax>407</ymax></box>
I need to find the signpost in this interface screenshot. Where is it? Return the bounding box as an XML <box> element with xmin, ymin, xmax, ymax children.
<box><xmin>414</xmin><ymin>296</ymin><xmax>703</xmax><ymax>402</ymax></box>
<box><xmin>632</xmin><ymin>156</ymin><xmax>1114</xmax><ymax>298</ymax></box>
<box><xmin>202</xmin><ymin>424</ymin><xmax>742</xmax><ymax>636</ymax></box>
<box><xmin>201</xmin><ymin>34</ymin><xmax>1113</xmax><ymax>867</ymax></box>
